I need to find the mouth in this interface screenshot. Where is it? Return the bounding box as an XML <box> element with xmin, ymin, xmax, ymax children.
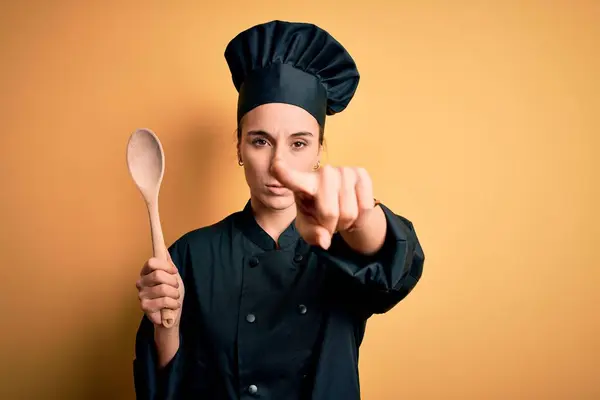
<box><xmin>265</xmin><ymin>183</ymin><xmax>288</xmax><ymax>195</ymax></box>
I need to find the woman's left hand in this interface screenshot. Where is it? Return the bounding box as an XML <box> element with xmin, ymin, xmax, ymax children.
<box><xmin>271</xmin><ymin>159</ymin><xmax>377</xmax><ymax>249</ymax></box>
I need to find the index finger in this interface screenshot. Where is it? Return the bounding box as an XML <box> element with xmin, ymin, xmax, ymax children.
<box><xmin>271</xmin><ymin>159</ymin><xmax>319</xmax><ymax>196</ymax></box>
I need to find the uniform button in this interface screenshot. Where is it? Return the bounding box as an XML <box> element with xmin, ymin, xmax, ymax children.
<box><xmin>298</xmin><ymin>304</ymin><xmax>307</xmax><ymax>315</ymax></box>
<box><xmin>249</xmin><ymin>257</ymin><xmax>259</xmax><ymax>267</ymax></box>
<box><xmin>248</xmin><ymin>384</ymin><xmax>258</xmax><ymax>395</ymax></box>
<box><xmin>293</xmin><ymin>254</ymin><xmax>303</xmax><ymax>263</ymax></box>
<box><xmin>246</xmin><ymin>313</ymin><xmax>256</xmax><ymax>323</ymax></box>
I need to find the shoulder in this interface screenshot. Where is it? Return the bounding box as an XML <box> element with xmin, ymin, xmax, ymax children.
<box><xmin>169</xmin><ymin>209</ymin><xmax>242</xmax><ymax>252</ymax></box>
<box><xmin>166</xmin><ymin>210</ymin><xmax>243</xmax><ymax>277</ymax></box>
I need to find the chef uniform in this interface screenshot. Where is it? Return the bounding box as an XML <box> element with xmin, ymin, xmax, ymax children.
<box><xmin>134</xmin><ymin>20</ymin><xmax>425</xmax><ymax>400</ymax></box>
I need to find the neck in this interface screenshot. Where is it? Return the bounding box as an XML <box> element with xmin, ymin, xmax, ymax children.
<box><xmin>250</xmin><ymin>196</ymin><xmax>296</xmax><ymax>246</ymax></box>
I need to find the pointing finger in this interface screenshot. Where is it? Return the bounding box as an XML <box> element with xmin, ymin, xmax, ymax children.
<box><xmin>271</xmin><ymin>159</ymin><xmax>319</xmax><ymax>196</ymax></box>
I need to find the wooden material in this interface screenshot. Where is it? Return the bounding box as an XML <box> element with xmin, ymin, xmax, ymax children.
<box><xmin>126</xmin><ymin>128</ymin><xmax>176</xmax><ymax>328</ymax></box>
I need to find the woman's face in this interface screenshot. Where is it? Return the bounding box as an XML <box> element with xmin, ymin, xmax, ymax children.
<box><xmin>238</xmin><ymin>103</ymin><xmax>321</xmax><ymax>211</ymax></box>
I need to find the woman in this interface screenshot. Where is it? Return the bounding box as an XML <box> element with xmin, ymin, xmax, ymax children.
<box><xmin>134</xmin><ymin>20</ymin><xmax>425</xmax><ymax>400</ymax></box>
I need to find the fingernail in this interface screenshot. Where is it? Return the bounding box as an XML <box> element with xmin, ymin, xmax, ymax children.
<box><xmin>320</xmin><ymin>235</ymin><xmax>331</xmax><ymax>250</ymax></box>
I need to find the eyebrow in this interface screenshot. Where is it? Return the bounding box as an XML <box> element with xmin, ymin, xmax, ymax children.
<box><xmin>247</xmin><ymin>130</ymin><xmax>314</xmax><ymax>141</ymax></box>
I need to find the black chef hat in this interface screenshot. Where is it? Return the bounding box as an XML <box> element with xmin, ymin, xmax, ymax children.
<box><xmin>224</xmin><ymin>20</ymin><xmax>360</xmax><ymax>127</ymax></box>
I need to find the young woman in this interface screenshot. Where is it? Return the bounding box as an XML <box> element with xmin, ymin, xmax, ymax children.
<box><xmin>134</xmin><ymin>20</ymin><xmax>425</xmax><ymax>400</ymax></box>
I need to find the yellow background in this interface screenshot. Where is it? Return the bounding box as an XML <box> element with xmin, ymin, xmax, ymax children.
<box><xmin>1</xmin><ymin>1</ymin><xmax>598</xmax><ymax>399</ymax></box>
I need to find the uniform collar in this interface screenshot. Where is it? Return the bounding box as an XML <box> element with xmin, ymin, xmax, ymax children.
<box><xmin>237</xmin><ymin>199</ymin><xmax>300</xmax><ymax>251</ymax></box>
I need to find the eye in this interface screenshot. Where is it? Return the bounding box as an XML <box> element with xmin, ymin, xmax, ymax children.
<box><xmin>252</xmin><ymin>138</ymin><xmax>268</xmax><ymax>147</ymax></box>
<box><xmin>292</xmin><ymin>141</ymin><xmax>307</xmax><ymax>149</ymax></box>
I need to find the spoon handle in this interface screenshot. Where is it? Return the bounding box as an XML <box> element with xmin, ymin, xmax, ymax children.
<box><xmin>148</xmin><ymin>199</ymin><xmax>177</xmax><ymax>329</ymax></box>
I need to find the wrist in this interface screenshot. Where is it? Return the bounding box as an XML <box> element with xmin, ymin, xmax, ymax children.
<box><xmin>339</xmin><ymin>205</ymin><xmax>386</xmax><ymax>255</ymax></box>
<box><xmin>154</xmin><ymin>324</ymin><xmax>180</xmax><ymax>342</ymax></box>
<box><xmin>154</xmin><ymin>325</ymin><xmax>180</xmax><ymax>368</ymax></box>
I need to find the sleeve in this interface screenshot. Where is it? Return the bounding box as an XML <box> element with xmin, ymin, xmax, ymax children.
<box><xmin>315</xmin><ymin>202</ymin><xmax>425</xmax><ymax>317</ymax></box>
<box><xmin>133</xmin><ymin>239</ymin><xmax>188</xmax><ymax>400</ymax></box>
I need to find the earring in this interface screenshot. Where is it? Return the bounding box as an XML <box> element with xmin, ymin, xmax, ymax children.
<box><xmin>313</xmin><ymin>160</ymin><xmax>320</xmax><ymax>170</ymax></box>
<box><xmin>238</xmin><ymin>158</ymin><xmax>244</xmax><ymax>166</ymax></box>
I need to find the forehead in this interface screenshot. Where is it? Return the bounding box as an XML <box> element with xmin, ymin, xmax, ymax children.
<box><xmin>241</xmin><ymin>103</ymin><xmax>320</xmax><ymax>135</ymax></box>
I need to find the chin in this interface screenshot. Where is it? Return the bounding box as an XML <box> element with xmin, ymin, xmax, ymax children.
<box><xmin>257</xmin><ymin>192</ymin><xmax>295</xmax><ymax>211</ymax></box>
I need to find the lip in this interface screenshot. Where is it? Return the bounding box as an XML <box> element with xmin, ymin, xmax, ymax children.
<box><xmin>265</xmin><ymin>184</ymin><xmax>288</xmax><ymax>195</ymax></box>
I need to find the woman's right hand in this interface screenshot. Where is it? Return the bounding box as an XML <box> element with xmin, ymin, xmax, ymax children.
<box><xmin>136</xmin><ymin>252</ymin><xmax>185</xmax><ymax>328</ymax></box>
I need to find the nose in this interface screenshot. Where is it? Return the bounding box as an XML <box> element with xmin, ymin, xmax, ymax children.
<box><xmin>269</xmin><ymin>155</ymin><xmax>284</xmax><ymax>174</ymax></box>
<box><xmin>269</xmin><ymin>145</ymin><xmax>287</xmax><ymax>169</ymax></box>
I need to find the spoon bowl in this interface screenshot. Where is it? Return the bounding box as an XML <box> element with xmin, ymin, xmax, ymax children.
<box><xmin>127</xmin><ymin>128</ymin><xmax>165</xmax><ymax>198</ymax></box>
<box><xmin>126</xmin><ymin>128</ymin><xmax>176</xmax><ymax>328</ymax></box>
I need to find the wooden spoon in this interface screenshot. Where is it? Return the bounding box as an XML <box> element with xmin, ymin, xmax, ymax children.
<box><xmin>126</xmin><ymin>128</ymin><xmax>176</xmax><ymax>328</ymax></box>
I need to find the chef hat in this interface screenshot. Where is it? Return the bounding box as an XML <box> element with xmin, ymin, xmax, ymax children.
<box><xmin>224</xmin><ymin>20</ymin><xmax>360</xmax><ymax>126</ymax></box>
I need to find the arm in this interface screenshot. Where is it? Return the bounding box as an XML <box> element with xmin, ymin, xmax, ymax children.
<box><xmin>316</xmin><ymin>202</ymin><xmax>425</xmax><ymax>316</ymax></box>
<box><xmin>133</xmin><ymin>242</ymin><xmax>187</xmax><ymax>400</ymax></box>
<box><xmin>339</xmin><ymin>200</ymin><xmax>387</xmax><ymax>256</ymax></box>
<box><xmin>154</xmin><ymin>327</ymin><xmax>180</xmax><ymax>368</ymax></box>
<box><xmin>134</xmin><ymin>319</ymin><xmax>186</xmax><ymax>400</ymax></box>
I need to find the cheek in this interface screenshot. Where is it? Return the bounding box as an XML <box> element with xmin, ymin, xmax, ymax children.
<box><xmin>289</xmin><ymin>148</ymin><xmax>318</xmax><ymax>170</ymax></box>
<box><xmin>242</xmin><ymin>150</ymin><xmax>270</xmax><ymax>181</ymax></box>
